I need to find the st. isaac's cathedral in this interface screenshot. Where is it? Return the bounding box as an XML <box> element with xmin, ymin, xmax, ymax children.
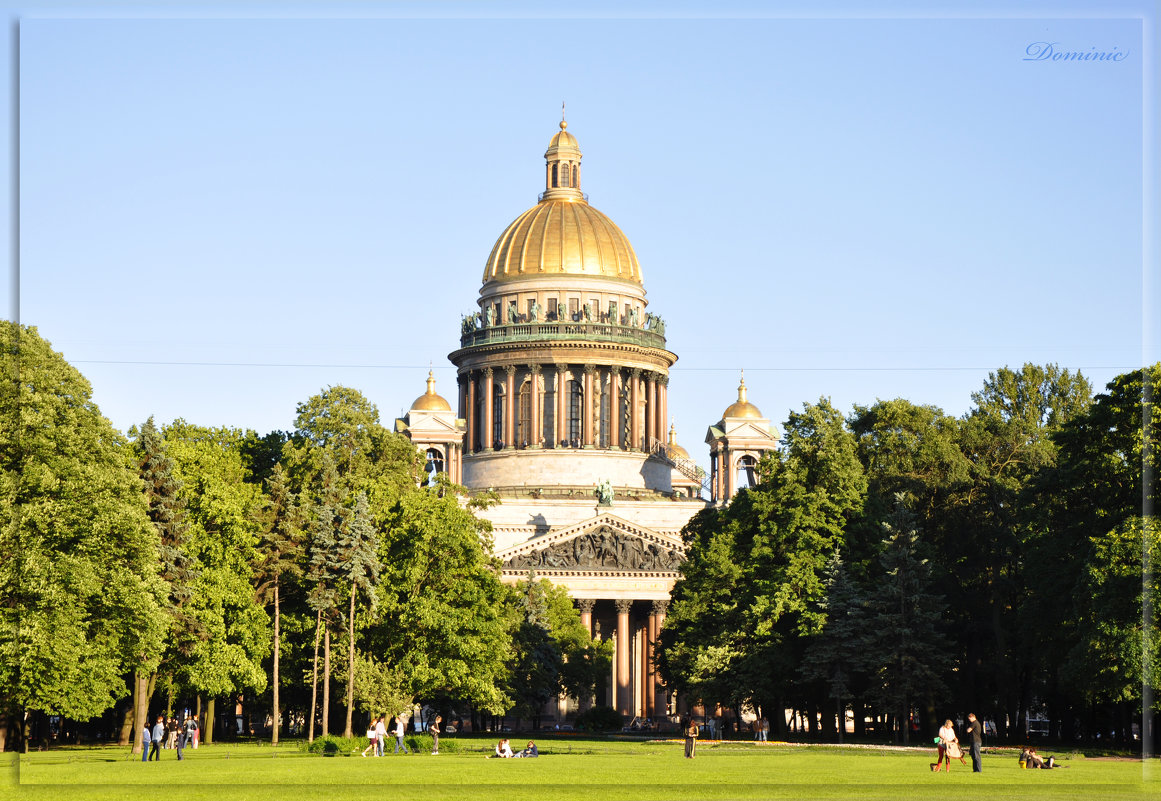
<box><xmin>394</xmin><ymin>120</ymin><xmax>779</xmax><ymax>723</ymax></box>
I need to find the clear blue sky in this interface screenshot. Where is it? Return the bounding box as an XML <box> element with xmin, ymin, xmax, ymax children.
<box><xmin>3</xmin><ymin>1</ymin><xmax>1157</xmax><ymax>473</ymax></box>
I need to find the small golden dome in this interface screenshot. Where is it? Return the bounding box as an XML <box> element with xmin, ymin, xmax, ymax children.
<box><xmin>549</xmin><ymin>121</ymin><xmax>578</xmax><ymax>150</ymax></box>
<box><xmin>411</xmin><ymin>371</ymin><xmax>452</xmax><ymax>412</ymax></box>
<box><xmin>722</xmin><ymin>372</ymin><xmax>763</xmax><ymax>419</ymax></box>
<box><xmin>666</xmin><ymin>422</ymin><xmax>691</xmax><ymax>460</ymax></box>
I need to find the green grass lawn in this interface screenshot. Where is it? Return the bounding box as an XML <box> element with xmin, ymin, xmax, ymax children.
<box><xmin>3</xmin><ymin>737</ymin><xmax>1159</xmax><ymax>801</ymax></box>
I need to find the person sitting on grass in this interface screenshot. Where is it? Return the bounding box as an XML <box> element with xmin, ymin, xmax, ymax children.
<box><xmin>1021</xmin><ymin>746</ymin><xmax>1063</xmax><ymax>769</ymax></box>
<box><xmin>515</xmin><ymin>740</ymin><xmax>538</xmax><ymax>758</ymax></box>
<box><xmin>491</xmin><ymin>738</ymin><xmax>514</xmax><ymax>758</ymax></box>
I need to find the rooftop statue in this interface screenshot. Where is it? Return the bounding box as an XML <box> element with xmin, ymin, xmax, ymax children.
<box><xmin>530</xmin><ymin>299</ymin><xmax>541</xmax><ymax>322</ymax></box>
<box><xmin>484</xmin><ymin>305</ymin><xmax>494</xmax><ymax>327</ymax></box>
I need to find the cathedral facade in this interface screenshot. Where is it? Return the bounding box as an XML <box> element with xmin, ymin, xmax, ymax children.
<box><xmin>396</xmin><ymin>121</ymin><xmax>778</xmax><ymax>722</ymax></box>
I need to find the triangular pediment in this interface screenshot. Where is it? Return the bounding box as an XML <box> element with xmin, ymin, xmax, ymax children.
<box><xmin>406</xmin><ymin>413</ymin><xmax>461</xmax><ymax>434</ymax></box>
<box><xmin>721</xmin><ymin>419</ymin><xmax>777</xmax><ymax>440</ymax></box>
<box><xmin>499</xmin><ymin>513</ymin><xmax>685</xmax><ymax>575</ymax></box>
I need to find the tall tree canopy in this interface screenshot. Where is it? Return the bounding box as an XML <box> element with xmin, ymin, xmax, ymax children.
<box><xmin>0</xmin><ymin>323</ymin><xmax>166</xmax><ymax>740</ymax></box>
<box><xmin>658</xmin><ymin>398</ymin><xmax>866</xmax><ymax>722</ymax></box>
<box><xmin>162</xmin><ymin>422</ymin><xmax>270</xmax><ymax>705</ymax></box>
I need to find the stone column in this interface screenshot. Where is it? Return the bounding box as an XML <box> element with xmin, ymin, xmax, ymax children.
<box><xmin>644</xmin><ymin>610</ymin><xmax>656</xmax><ymax>719</ymax></box>
<box><xmin>615</xmin><ymin>599</ymin><xmax>633</xmax><ymax>714</ymax></box>
<box><xmin>658</xmin><ymin>376</ymin><xmax>669</xmax><ymax>444</ymax></box>
<box><xmin>639</xmin><ymin>620</ymin><xmax>650</xmax><ymax>718</ymax></box>
<box><xmin>725</xmin><ymin>452</ymin><xmax>734</xmax><ymax>500</ymax></box>
<box><xmin>609</xmin><ymin>368</ymin><xmax>621</xmax><ymax>449</ymax></box>
<box><xmin>582</xmin><ymin>365</ymin><xmax>595</xmax><ymax>448</ymax></box>
<box><xmin>482</xmin><ymin>368</ymin><xmax>493</xmax><ymax>451</ymax></box>
<box><xmin>629</xmin><ymin>369</ymin><xmax>641</xmax><ymax>450</ymax></box>
<box><xmin>529</xmin><ymin>364</ymin><xmax>542</xmax><ymax>447</ymax></box>
<box><xmin>651</xmin><ymin>600</ymin><xmax>668</xmax><ymax>720</ymax></box>
<box><xmin>645</xmin><ymin>372</ymin><xmax>656</xmax><ymax>450</ymax></box>
<box><xmin>577</xmin><ymin>599</ymin><xmax>594</xmax><ymax>636</ymax></box>
<box><xmin>556</xmin><ymin>366</ymin><xmax>567</xmax><ymax>447</ymax></box>
<box><xmin>466</xmin><ymin>373</ymin><xmax>476</xmax><ymax>454</ymax></box>
<box><xmin>504</xmin><ymin>365</ymin><xmax>516</xmax><ymax>449</ymax></box>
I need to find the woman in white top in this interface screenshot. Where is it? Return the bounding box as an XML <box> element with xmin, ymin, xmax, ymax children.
<box><xmin>932</xmin><ymin>719</ymin><xmax>962</xmax><ymax>773</ymax></box>
<box><xmin>494</xmin><ymin>738</ymin><xmax>514</xmax><ymax>758</ymax></box>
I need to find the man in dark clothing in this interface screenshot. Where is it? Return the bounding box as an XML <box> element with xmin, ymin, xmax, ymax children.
<box><xmin>965</xmin><ymin>713</ymin><xmax>984</xmax><ymax>772</ymax></box>
<box><xmin>175</xmin><ymin>717</ymin><xmax>185</xmax><ymax>761</ymax></box>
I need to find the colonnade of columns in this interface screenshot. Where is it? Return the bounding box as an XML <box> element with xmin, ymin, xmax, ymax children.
<box><xmin>458</xmin><ymin>364</ymin><xmax>669</xmax><ymax>454</ymax></box>
<box><xmin>576</xmin><ymin>599</ymin><xmax>669</xmax><ymax>719</ymax></box>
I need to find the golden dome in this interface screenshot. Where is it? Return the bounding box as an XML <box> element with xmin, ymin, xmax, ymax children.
<box><xmin>411</xmin><ymin>371</ymin><xmax>452</xmax><ymax>412</ymax></box>
<box><xmin>483</xmin><ymin>200</ymin><xmax>642</xmax><ymax>285</ymax></box>
<box><xmin>666</xmin><ymin>422</ymin><xmax>691</xmax><ymax>460</ymax></box>
<box><xmin>722</xmin><ymin>372</ymin><xmax>763</xmax><ymax>419</ymax></box>
<box><xmin>482</xmin><ymin>121</ymin><xmax>642</xmax><ymax>286</ymax></box>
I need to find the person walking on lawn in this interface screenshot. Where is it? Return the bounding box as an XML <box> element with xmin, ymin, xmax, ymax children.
<box><xmin>149</xmin><ymin>716</ymin><xmax>165</xmax><ymax>761</ymax></box>
<box><xmin>393</xmin><ymin>713</ymin><xmax>411</xmax><ymax>755</ymax></box>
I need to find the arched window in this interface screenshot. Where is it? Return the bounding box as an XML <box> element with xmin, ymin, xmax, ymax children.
<box><xmin>568</xmin><ymin>380</ymin><xmax>583</xmax><ymax>444</ymax></box>
<box><xmin>425</xmin><ymin>448</ymin><xmax>445</xmax><ymax>486</ymax></box>
<box><xmin>571</xmin><ymin>164</ymin><xmax>578</xmax><ymax>188</ymax></box>
<box><xmin>517</xmin><ymin>380</ymin><xmax>532</xmax><ymax>447</ymax></box>
<box><xmin>736</xmin><ymin>454</ymin><xmax>758</xmax><ymax>490</ymax></box>
<box><xmin>493</xmin><ymin>385</ymin><xmax>505</xmax><ymax>449</ymax></box>
<box><xmin>551</xmin><ymin>163</ymin><xmax>559</xmax><ymax>188</ymax></box>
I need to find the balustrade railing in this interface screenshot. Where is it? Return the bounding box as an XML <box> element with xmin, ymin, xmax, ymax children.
<box><xmin>648</xmin><ymin>436</ymin><xmax>708</xmax><ymax>487</ymax></box>
<box><xmin>460</xmin><ymin>320</ymin><xmax>667</xmax><ymax>350</ymax></box>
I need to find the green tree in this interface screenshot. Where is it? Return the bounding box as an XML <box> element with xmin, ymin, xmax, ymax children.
<box><xmin>1027</xmin><ymin>367</ymin><xmax>1160</xmax><ymax>744</ymax></box>
<box><xmin>956</xmin><ymin>364</ymin><xmax>1091</xmax><ymax>734</ymax></box>
<box><xmin>253</xmin><ymin>463</ymin><xmax>303</xmax><ymax>745</ymax></box>
<box><xmin>372</xmin><ymin>487</ymin><xmax>515</xmax><ymax>714</ymax></box>
<box><xmin>163</xmin><ymin>421</ymin><xmax>270</xmax><ymax>744</ymax></box>
<box><xmin>129</xmin><ymin>416</ymin><xmax>203</xmax><ymax>750</ymax></box>
<box><xmin>304</xmin><ymin>454</ymin><xmax>343</xmax><ymax>741</ymax></box>
<box><xmin>659</xmin><ymin>399</ymin><xmax>866</xmax><ymax>732</ymax></box>
<box><xmin>507</xmin><ymin>574</ymin><xmax>562</xmax><ymax>727</ymax></box>
<box><xmin>800</xmin><ymin>552</ymin><xmax>866</xmax><ymax>743</ymax></box>
<box><xmin>283</xmin><ymin>385</ymin><xmax>421</xmax><ymax>519</ymax></box>
<box><xmin>0</xmin><ymin>323</ymin><xmax>166</xmax><ymax>752</ymax></box>
<box><xmin>337</xmin><ymin>651</ymin><xmax>411</xmax><ymax>720</ymax></box>
<box><xmin>655</xmin><ymin>507</ymin><xmax>748</xmax><ymax>714</ymax></box>
<box><xmin>338</xmin><ymin>492</ymin><xmax>380</xmax><ymax>738</ymax></box>
<box><xmin>532</xmin><ymin>577</ymin><xmax>612</xmax><ymax>704</ymax></box>
<box><xmin>862</xmin><ymin>498</ymin><xmax>950</xmax><ymax>745</ymax></box>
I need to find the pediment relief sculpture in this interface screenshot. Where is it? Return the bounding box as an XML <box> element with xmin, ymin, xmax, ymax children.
<box><xmin>503</xmin><ymin>526</ymin><xmax>684</xmax><ymax>572</ymax></box>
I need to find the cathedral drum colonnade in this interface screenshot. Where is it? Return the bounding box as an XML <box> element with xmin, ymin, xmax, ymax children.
<box><xmin>396</xmin><ymin>120</ymin><xmax>778</xmax><ymax>722</ymax></box>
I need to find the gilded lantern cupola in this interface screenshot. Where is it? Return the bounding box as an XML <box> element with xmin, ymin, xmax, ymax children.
<box><xmin>542</xmin><ymin>119</ymin><xmax>583</xmax><ymax>201</ymax></box>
